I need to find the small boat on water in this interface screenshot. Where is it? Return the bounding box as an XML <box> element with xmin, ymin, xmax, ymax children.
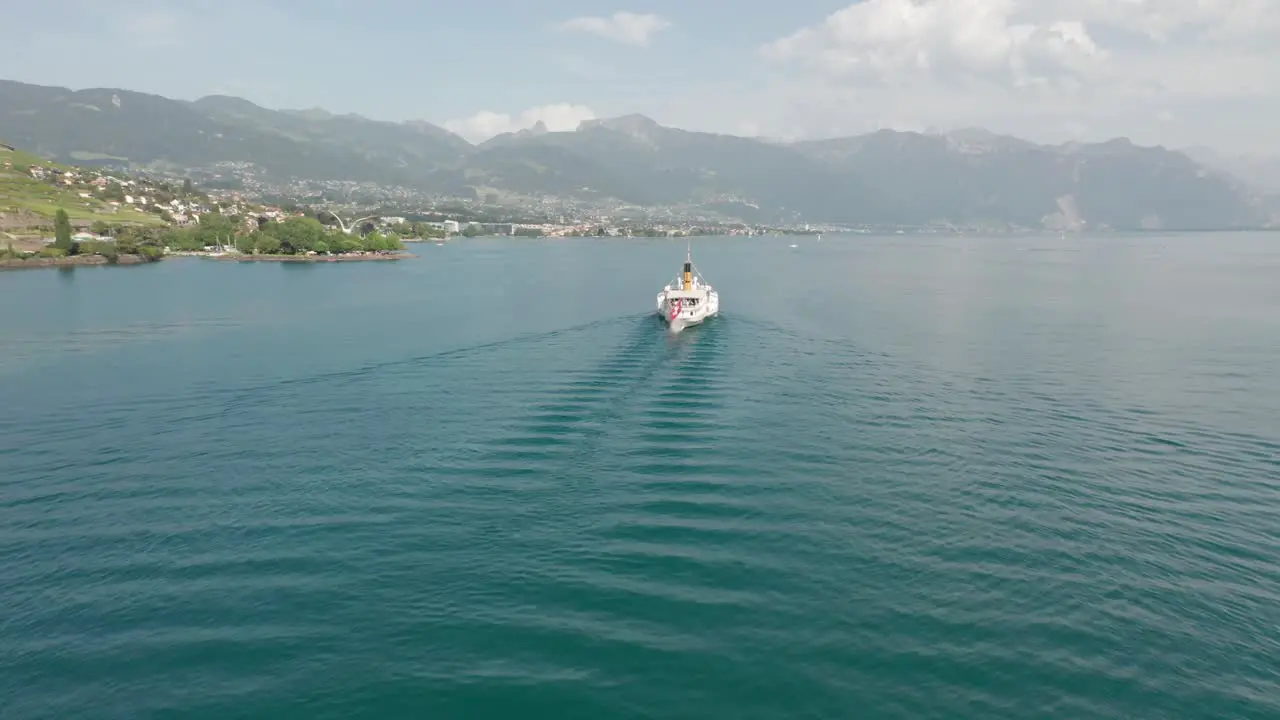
<box><xmin>656</xmin><ymin>242</ymin><xmax>719</xmax><ymax>332</ymax></box>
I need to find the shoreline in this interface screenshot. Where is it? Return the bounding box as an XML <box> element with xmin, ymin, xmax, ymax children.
<box><xmin>0</xmin><ymin>254</ymin><xmax>151</xmax><ymax>270</ymax></box>
<box><xmin>1</xmin><ymin>250</ymin><xmax>414</xmax><ymax>270</ymax></box>
<box><xmin>206</xmin><ymin>251</ymin><xmax>414</xmax><ymax>263</ymax></box>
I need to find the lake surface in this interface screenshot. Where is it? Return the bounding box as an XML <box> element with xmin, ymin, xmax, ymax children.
<box><xmin>2</xmin><ymin>234</ymin><xmax>1278</xmax><ymax>719</ymax></box>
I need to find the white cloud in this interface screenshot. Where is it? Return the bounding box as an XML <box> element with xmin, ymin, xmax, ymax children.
<box><xmin>1034</xmin><ymin>0</ymin><xmax>1280</xmax><ymax>42</ymax></box>
<box><xmin>751</xmin><ymin>0</ymin><xmax>1280</xmax><ymax>152</ymax></box>
<box><xmin>443</xmin><ymin>104</ymin><xmax>597</xmax><ymax>143</ymax></box>
<box><xmin>555</xmin><ymin>11</ymin><xmax>670</xmax><ymax>46</ymax></box>
<box><xmin>761</xmin><ymin>0</ymin><xmax>1104</xmax><ymax>90</ymax></box>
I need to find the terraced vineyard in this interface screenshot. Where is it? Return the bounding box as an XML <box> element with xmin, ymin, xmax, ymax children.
<box><xmin>0</xmin><ymin>144</ymin><xmax>163</xmax><ymax>230</ymax></box>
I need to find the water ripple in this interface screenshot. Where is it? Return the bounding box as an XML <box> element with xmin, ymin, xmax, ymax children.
<box><xmin>4</xmin><ymin>238</ymin><xmax>1280</xmax><ymax>719</ymax></box>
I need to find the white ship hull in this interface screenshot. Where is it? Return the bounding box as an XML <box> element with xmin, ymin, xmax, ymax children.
<box><xmin>655</xmin><ymin>244</ymin><xmax>719</xmax><ymax>332</ymax></box>
<box><xmin>657</xmin><ymin>289</ymin><xmax>719</xmax><ymax>332</ymax></box>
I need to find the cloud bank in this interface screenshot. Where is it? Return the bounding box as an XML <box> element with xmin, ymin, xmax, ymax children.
<box><xmin>555</xmin><ymin>11</ymin><xmax>670</xmax><ymax>46</ymax></box>
<box><xmin>742</xmin><ymin>0</ymin><xmax>1280</xmax><ymax>150</ymax></box>
<box><xmin>444</xmin><ymin>104</ymin><xmax>597</xmax><ymax>143</ymax></box>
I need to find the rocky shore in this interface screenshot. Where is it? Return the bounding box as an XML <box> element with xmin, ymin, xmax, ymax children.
<box><xmin>210</xmin><ymin>251</ymin><xmax>414</xmax><ymax>263</ymax></box>
<box><xmin>1</xmin><ymin>250</ymin><xmax>414</xmax><ymax>270</ymax></box>
<box><xmin>0</xmin><ymin>254</ymin><xmax>151</xmax><ymax>270</ymax></box>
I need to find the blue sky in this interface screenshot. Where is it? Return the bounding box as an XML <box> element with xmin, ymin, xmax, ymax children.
<box><xmin>5</xmin><ymin>1</ymin><xmax>1279</xmax><ymax>152</ymax></box>
<box><xmin>4</xmin><ymin>1</ymin><xmax>844</xmax><ymax>128</ymax></box>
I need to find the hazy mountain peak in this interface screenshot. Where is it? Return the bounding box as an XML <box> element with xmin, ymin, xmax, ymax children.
<box><xmin>283</xmin><ymin>107</ymin><xmax>335</xmax><ymax>121</ymax></box>
<box><xmin>279</xmin><ymin>107</ymin><xmax>368</xmax><ymax>122</ymax></box>
<box><xmin>1183</xmin><ymin>144</ymin><xmax>1280</xmax><ymax>193</ymax></box>
<box><xmin>194</xmin><ymin>94</ymin><xmax>263</xmax><ymax>109</ymax></box>
<box><xmin>578</xmin><ymin>113</ymin><xmax>662</xmax><ymax>137</ymax></box>
<box><xmin>945</xmin><ymin>126</ymin><xmax>999</xmax><ymax>142</ymax></box>
<box><xmin>475</xmin><ymin>120</ymin><xmax>552</xmax><ymax>150</ymax></box>
<box><xmin>0</xmin><ymin>77</ymin><xmax>1268</xmax><ymax>230</ymax></box>
<box><xmin>1060</xmin><ymin>136</ymin><xmax>1142</xmax><ymax>157</ymax></box>
<box><xmin>944</xmin><ymin>126</ymin><xmax>1034</xmax><ymax>153</ymax></box>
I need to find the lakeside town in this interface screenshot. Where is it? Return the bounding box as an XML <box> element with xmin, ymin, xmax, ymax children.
<box><xmin>2</xmin><ymin>136</ymin><xmax>1140</xmax><ymax>270</ymax></box>
<box><xmin>2</xmin><ymin>143</ymin><xmax>846</xmax><ymax>269</ymax></box>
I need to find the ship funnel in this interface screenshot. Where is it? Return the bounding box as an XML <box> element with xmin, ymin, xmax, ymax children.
<box><xmin>682</xmin><ymin>243</ymin><xmax>692</xmax><ymax>290</ymax></box>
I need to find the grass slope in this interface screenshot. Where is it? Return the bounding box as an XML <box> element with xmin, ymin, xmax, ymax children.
<box><xmin>0</xmin><ymin>144</ymin><xmax>162</xmax><ymax>227</ymax></box>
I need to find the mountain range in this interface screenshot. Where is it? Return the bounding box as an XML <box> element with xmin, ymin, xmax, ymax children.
<box><xmin>2</xmin><ymin>78</ymin><xmax>1275</xmax><ymax>230</ymax></box>
<box><xmin>1183</xmin><ymin>146</ymin><xmax>1280</xmax><ymax>195</ymax></box>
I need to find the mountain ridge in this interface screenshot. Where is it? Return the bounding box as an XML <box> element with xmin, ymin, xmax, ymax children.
<box><xmin>1</xmin><ymin>78</ymin><xmax>1272</xmax><ymax>229</ymax></box>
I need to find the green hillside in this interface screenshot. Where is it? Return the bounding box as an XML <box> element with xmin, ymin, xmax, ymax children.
<box><xmin>0</xmin><ymin>143</ymin><xmax>164</xmax><ymax>228</ymax></box>
<box><xmin>2</xmin><ymin>78</ymin><xmax>1274</xmax><ymax>229</ymax></box>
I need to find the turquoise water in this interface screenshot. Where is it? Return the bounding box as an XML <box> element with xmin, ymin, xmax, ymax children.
<box><xmin>2</xmin><ymin>234</ymin><xmax>1278</xmax><ymax>719</ymax></box>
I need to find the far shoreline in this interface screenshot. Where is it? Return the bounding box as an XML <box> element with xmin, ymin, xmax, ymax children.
<box><xmin>205</xmin><ymin>251</ymin><xmax>414</xmax><ymax>263</ymax></box>
<box><xmin>0</xmin><ymin>254</ymin><xmax>152</xmax><ymax>271</ymax></box>
<box><xmin>1</xmin><ymin>250</ymin><xmax>415</xmax><ymax>270</ymax></box>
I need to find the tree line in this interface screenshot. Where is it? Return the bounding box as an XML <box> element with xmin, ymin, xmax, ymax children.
<box><xmin>172</xmin><ymin>214</ymin><xmax>406</xmax><ymax>255</ymax></box>
<box><xmin>34</xmin><ymin>210</ymin><xmax>405</xmax><ymax>263</ymax></box>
